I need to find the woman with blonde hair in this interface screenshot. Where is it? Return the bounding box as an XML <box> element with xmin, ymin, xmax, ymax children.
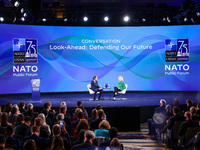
<box><xmin>94</xmin><ymin>120</ymin><xmax>111</xmax><ymax>138</ymax></box>
<box><xmin>113</xmin><ymin>76</ymin><xmax>126</xmax><ymax>100</ymax></box>
<box><xmin>38</xmin><ymin>113</ymin><xmax>51</xmax><ymax>137</ymax></box>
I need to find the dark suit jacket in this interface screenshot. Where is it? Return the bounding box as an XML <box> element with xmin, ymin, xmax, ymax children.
<box><xmin>0</xmin><ymin>126</ymin><xmax>6</xmax><ymax>136</ymax></box>
<box><xmin>91</xmin><ymin>80</ymin><xmax>99</xmax><ymax>92</ymax></box>
<box><xmin>71</xmin><ymin>141</ymin><xmax>97</xmax><ymax>150</ymax></box>
<box><xmin>23</xmin><ymin>134</ymin><xmax>46</xmax><ymax>150</ymax></box>
<box><xmin>154</xmin><ymin>105</ymin><xmax>166</xmax><ymax>114</ymax></box>
<box><xmin>90</xmin><ymin>118</ymin><xmax>103</xmax><ymax>130</ymax></box>
<box><xmin>71</xmin><ymin>119</ymin><xmax>80</xmax><ymax>130</ymax></box>
<box><xmin>178</xmin><ymin>119</ymin><xmax>199</xmax><ymax>137</ymax></box>
<box><xmin>14</xmin><ymin>123</ymin><xmax>31</xmax><ymax>137</ymax></box>
<box><xmin>166</xmin><ymin>114</ymin><xmax>185</xmax><ymax>130</ymax></box>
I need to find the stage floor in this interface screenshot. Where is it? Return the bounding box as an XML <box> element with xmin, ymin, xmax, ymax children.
<box><xmin>0</xmin><ymin>91</ymin><xmax>199</xmax><ymax>107</ymax></box>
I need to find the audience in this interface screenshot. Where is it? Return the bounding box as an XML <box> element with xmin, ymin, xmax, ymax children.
<box><xmin>1</xmin><ymin>98</ymin><xmax>199</xmax><ymax>150</ymax></box>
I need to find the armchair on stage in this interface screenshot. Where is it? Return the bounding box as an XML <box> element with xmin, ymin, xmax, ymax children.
<box><xmin>87</xmin><ymin>84</ymin><xmax>100</xmax><ymax>100</ymax></box>
<box><xmin>117</xmin><ymin>84</ymin><xmax>128</xmax><ymax>100</ymax></box>
<box><xmin>87</xmin><ymin>83</ymin><xmax>128</xmax><ymax>100</ymax></box>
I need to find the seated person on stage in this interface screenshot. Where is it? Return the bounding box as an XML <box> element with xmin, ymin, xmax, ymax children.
<box><xmin>91</xmin><ymin>76</ymin><xmax>103</xmax><ymax>100</ymax></box>
<box><xmin>113</xmin><ymin>76</ymin><xmax>126</xmax><ymax>100</ymax></box>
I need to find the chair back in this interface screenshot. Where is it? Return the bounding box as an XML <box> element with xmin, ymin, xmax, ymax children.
<box><xmin>93</xmin><ymin>137</ymin><xmax>106</xmax><ymax>147</ymax></box>
<box><xmin>185</xmin><ymin>127</ymin><xmax>200</xmax><ymax>144</ymax></box>
<box><xmin>87</xmin><ymin>84</ymin><xmax>95</xmax><ymax>94</ymax></box>
<box><xmin>118</xmin><ymin>84</ymin><xmax>128</xmax><ymax>94</ymax></box>
<box><xmin>172</xmin><ymin>121</ymin><xmax>182</xmax><ymax>141</ymax></box>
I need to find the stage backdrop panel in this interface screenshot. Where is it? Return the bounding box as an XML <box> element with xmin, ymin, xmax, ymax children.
<box><xmin>0</xmin><ymin>24</ymin><xmax>200</xmax><ymax>94</ymax></box>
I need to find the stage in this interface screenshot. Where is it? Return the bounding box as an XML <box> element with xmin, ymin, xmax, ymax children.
<box><xmin>0</xmin><ymin>91</ymin><xmax>199</xmax><ymax>107</ymax></box>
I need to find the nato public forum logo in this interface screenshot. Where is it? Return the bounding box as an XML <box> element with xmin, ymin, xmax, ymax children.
<box><xmin>165</xmin><ymin>39</ymin><xmax>189</xmax><ymax>62</ymax></box>
<box><xmin>13</xmin><ymin>38</ymin><xmax>38</xmax><ymax>63</ymax></box>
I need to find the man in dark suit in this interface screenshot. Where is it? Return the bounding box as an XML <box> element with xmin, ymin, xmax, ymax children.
<box><xmin>23</xmin><ymin>125</ymin><xmax>46</xmax><ymax>150</ymax></box>
<box><xmin>90</xmin><ymin>109</ymin><xmax>104</xmax><ymax>130</ymax></box>
<box><xmin>71</xmin><ymin>130</ymin><xmax>97</xmax><ymax>150</ymax></box>
<box><xmin>91</xmin><ymin>76</ymin><xmax>103</xmax><ymax>100</ymax></box>
<box><xmin>71</xmin><ymin>112</ymin><xmax>83</xmax><ymax>130</ymax></box>
<box><xmin>178</xmin><ymin>111</ymin><xmax>199</xmax><ymax>144</ymax></box>
<box><xmin>99</xmin><ymin>127</ymin><xmax>123</xmax><ymax>150</ymax></box>
<box><xmin>14</xmin><ymin>116</ymin><xmax>31</xmax><ymax>137</ymax></box>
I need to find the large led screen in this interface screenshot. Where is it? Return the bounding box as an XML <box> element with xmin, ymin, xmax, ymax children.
<box><xmin>0</xmin><ymin>24</ymin><xmax>200</xmax><ymax>94</ymax></box>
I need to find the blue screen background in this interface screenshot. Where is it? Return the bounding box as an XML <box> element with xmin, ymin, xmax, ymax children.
<box><xmin>0</xmin><ymin>24</ymin><xmax>200</xmax><ymax>94</ymax></box>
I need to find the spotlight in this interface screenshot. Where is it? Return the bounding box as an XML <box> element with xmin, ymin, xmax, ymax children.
<box><xmin>42</xmin><ymin>18</ymin><xmax>46</xmax><ymax>22</ymax></box>
<box><xmin>21</xmin><ymin>17</ymin><xmax>25</xmax><ymax>22</ymax></box>
<box><xmin>184</xmin><ymin>17</ymin><xmax>187</xmax><ymax>22</ymax></box>
<box><xmin>104</xmin><ymin>16</ymin><xmax>109</xmax><ymax>22</ymax></box>
<box><xmin>0</xmin><ymin>17</ymin><xmax>4</xmax><ymax>22</ymax></box>
<box><xmin>142</xmin><ymin>18</ymin><xmax>146</xmax><ymax>22</ymax></box>
<box><xmin>64</xmin><ymin>18</ymin><xmax>68</xmax><ymax>22</ymax></box>
<box><xmin>167</xmin><ymin>17</ymin><xmax>170</xmax><ymax>23</ymax></box>
<box><xmin>83</xmin><ymin>16</ymin><xmax>88</xmax><ymax>22</ymax></box>
<box><xmin>197</xmin><ymin>12</ymin><xmax>200</xmax><ymax>17</ymax></box>
<box><xmin>14</xmin><ymin>1</ymin><xmax>20</xmax><ymax>7</ymax></box>
<box><xmin>21</xmin><ymin>8</ymin><xmax>24</xmax><ymax>14</ymax></box>
<box><xmin>124</xmin><ymin>16</ymin><xmax>129</xmax><ymax>22</ymax></box>
<box><xmin>23</xmin><ymin>13</ymin><xmax>27</xmax><ymax>17</ymax></box>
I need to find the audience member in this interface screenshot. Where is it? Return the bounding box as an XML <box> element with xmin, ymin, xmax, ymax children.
<box><xmin>5</xmin><ymin>125</ymin><xmax>22</xmax><ymax>149</ymax></box>
<box><xmin>16</xmin><ymin>114</ymin><xmax>25</xmax><ymax>126</ymax></box>
<box><xmin>50</xmin><ymin>135</ymin><xmax>65</xmax><ymax>150</ymax></box>
<box><xmin>190</xmin><ymin>106</ymin><xmax>198</xmax><ymax>120</ymax></box>
<box><xmin>3</xmin><ymin>102</ymin><xmax>12</xmax><ymax>114</ymax></box>
<box><xmin>14</xmin><ymin>116</ymin><xmax>31</xmax><ymax>137</ymax></box>
<box><xmin>0</xmin><ymin>134</ymin><xmax>5</xmax><ymax>150</ymax></box>
<box><xmin>110</xmin><ymin>138</ymin><xmax>121</xmax><ymax>150</ymax></box>
<box><xmin>59</xmin><ymin>106</ymin><xmax>71</xmax><ymax>127</ymax></box>
<box><xmin>23</xmin><ymin>125</ymin><xmax>46</xmax><ymax>150</ymax></box>
<box><xmin>43</xmin><ymin>102</ymin><xmax>55</xmax><ymax>123</ymax></box>
<box><xmin>71</xmin><ymin>108</ymin><xmax>83</xmax><ymax>122</ymax></box>
<box><xmin>38</xmin><ymin>113</ymin><xmax>51</xmax><ymax>137</ymax></box>
<box><xmin>24</xmin><ymin>103</ymin><xmax>37</xmax><ymax>123</ymax></box>
<box><xmin>178</xmin><ymin>111</ymin><xmax>198</xmax><ymax>144</ymax></box>
<box><xmin>148</xmin><ymin>99</ymin><xmax>166</xmax><ymax>135</ymax></box>
<box><xmin>71</xmin><ymin>112</ymin><xmax>84</xmax><ymax>130</ymax></box>
<box><xmin>0</xmin><ymin>112</ymin><xmax>12</xmax><ymax>127</ymax></box>
<box><xmin>46</xmin><ymin>124</ymin><xmax>71</xmax><ymax>150</ymax></box>
<box><xmin>184</xmin><ymin>99</ymin><xmax>193</xmax><ymax>112</ymax></box>
<box><xmin>8</xmin><ymin>105</ymin><xmax>18</xmax><ymax>125</ymax></box>
<box><xmin>88</xmin><ymin>109</ymin><xmax>98</xmax><ymax>123</ymax></box>
<box><xmin>90</xmin><ymin>109</ymin><xmax>105</xmax><ymax>130</ymax></box>
<box><xmin>165</xmin><ymin>104</ymin><xmax>173</xmax><ymax>121</ymax></box>
<box><xmin>72</xmin><ymin>129</ymin><xmax>85</xmax><ymax>146</ymax></box>
<box><xmin>23</xmin><ymin>139</ymin><xmax>37</xmax><ymax>150</ymax></box>
<box><xmin>76</xmin><ymin>101</ymin><xmax>88</xmax><ymax>119</ymax></box>
<box><xmin>19</xmin><ymin>101</ymin><xmax>26</xmax><ymax>113</ymax></box>
<box><xmin>73</xmin><ymin>119</ymin><xmax>89</xmax><ymax>137</ymax></box>
<box><xmin>71</xmin><ymin>130</ymin><xmax>96</xmax><ymax>150</ymax></box>
<box><xmin>95</xmin><ymin>120</ymin><xmax>111</xmax><ymax>138</ymax></box>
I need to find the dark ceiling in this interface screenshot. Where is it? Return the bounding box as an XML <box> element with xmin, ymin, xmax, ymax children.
<box><xmin>0</xmin><ymin>0</ymin><xmax>200</xmax><ymax>26</ymax></box>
